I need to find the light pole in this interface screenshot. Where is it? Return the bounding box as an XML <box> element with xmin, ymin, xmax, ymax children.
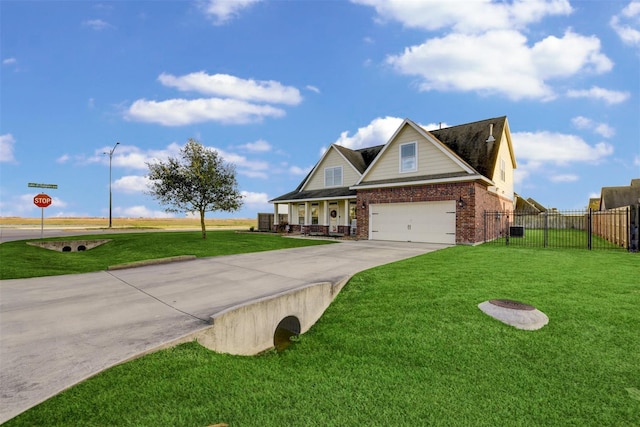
<box><xmin>105</xmin><ymin>142</ymin><xmax>119</xmax><ymax>228</ymax></box>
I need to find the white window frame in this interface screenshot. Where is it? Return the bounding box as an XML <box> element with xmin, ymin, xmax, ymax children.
<box><xmin>399</xmin><ymin>142</ymin><xmax>417</xmax><ymax>173</ymax></box>
<box><xmin>500</xmin><ymin>158</ymin><xmax>506</xmax><ymax>182</ymax></box>
<box><xmin>324</xmin><ymin>166</ymin><xmax>343</xmax><ymax>187</ymax></box>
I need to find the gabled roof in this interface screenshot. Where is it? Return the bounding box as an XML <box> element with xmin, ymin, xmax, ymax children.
<box><xmin>270</xmin><ymin>144</ymin><xmax>383</xmax><ymax>203</ymax></box>
<box><xmin>515</xmin><ymin>193</ymin><xmax>541</xmax><ymax>212</ymax></box>
<box><xmin>270</xmin><ymin>115</ymin><xmax>516</xmax><ymax>203</ymax></box>
<box><xmin>430</xmin><ymin>116</ymin><xmax>515</xmax><ymax>178</ymax></box>
<box><xmin>526</xmin><ymin>197</ymin><xmax>547</xmax><ymax>212</ymax></box>
<box><xmin>355</xmin><ymin>119</ymin><xmax>483</xmax><ymax>187</ymax></box>
<box><xmin>600</xmin><ymin>179</ymin><xmax>640</xmax><ymax>210</ymax></box>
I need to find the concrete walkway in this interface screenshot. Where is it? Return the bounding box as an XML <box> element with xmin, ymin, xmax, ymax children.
<box><xmin>0</xmin><ymin>239</ymin><xmax>447</xmax><ymax>423</ymax></box>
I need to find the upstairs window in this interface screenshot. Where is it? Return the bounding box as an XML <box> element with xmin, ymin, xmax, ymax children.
<box><xmin>325</xmin><ymin>166</ymin><xmax>343</xmax><ymax>187</ymax></box>
<box><xmin>400</xmin><ymin>142</ymin><xmax>417</xmax><ymax>173</ymax></box>
<box><xmin>500</xmin><ymin>158</ymin><xmax>506</xmax><ymax>181</ymax></box>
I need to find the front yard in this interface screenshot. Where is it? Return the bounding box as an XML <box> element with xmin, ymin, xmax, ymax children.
<box><xmin>5</xmin><ymin>245</ymin><xmax>639</xmax><ymax>426</ymax></box>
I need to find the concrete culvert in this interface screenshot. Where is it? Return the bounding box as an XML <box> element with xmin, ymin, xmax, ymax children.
<box><xmin>77</xmin><ymin>245</ymin><xmax>87</xmax><ymax>251</ymax></box>
<box><xmin>273</xmin><ymin>316</ymin><xmax>301</xmax><ymax>352</ymax></box>
<box><xmin>62</xmin><ymin>246</ymin><xmax>72</xmax><ymax>252</ymax></box>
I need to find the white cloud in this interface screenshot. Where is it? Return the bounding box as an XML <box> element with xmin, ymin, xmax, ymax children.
<box><xmin>353</xmin><ymin>0</ymin><xmax>572</xmax><ymax>34</ymax></box>
<box><xmin>82</xmin><ymin>143</ymin><xmax>182</xmax><ymax>170</ymax></box>
<box><xmin>158</xmin><ymin>72</ymin><xmax>302</xmax><ymax>105</ymax></box>
<box><xmin>82</xmin><ymin>19</ymin><xmax>112</xmax><ymax>30</ymax></box>
<box><xmin>57</xmin><ymin>154</ymin><xmax>71</xmax><ymax>164</ymax></box>
<box><xmin>512</xmin><ymin>131</ymin><xmax>614</xmax><ymax>165</ymax></box>
<box><xmin>305</xmin><ymin>85</ymin><xmax>321</xmax><ymax>94</ymax></box>
<box><xmin>113</xmin><ymin>175</ymin><xmax>150</xmax><ymax>194</ymax></box>
<box><xmin>289</xmin><ymin>165</ymin><xmax>312</xmax><ymax>176</ymax></box>
<box><xmin>334</xmin><ymin>116</ymin><xmax>403</xmax><ymax>149</ymax></box>
<box><xmin>610</xmin><ymin>1</ymin><xmax>640</xmax><ymax>47</ymax></box>
<box><xmin>571</xmin><ymin>116</ymin><xmax>615</xmax><ymax>138</ymax></box>
<box><xmin>550</xmin><ymin>174</ymin><xmax>579</xmax><ymax>183</ymax></box>
<box><xmin>126</xmin><ymin>97</ymin><xmax>286</xmax><ymax>126</ymax></box>
<box><xmin>114</xmin><ymin>205</ymin><xmax>175</xmax><ymax>218</ymax></box>
<box><xmin>387</xmin><ymin>29</ymin><xmax>612</xmax><ymax>101</ymax></box>
<box><xmin>199</xmin><ymin>0</ymin><xmax>260</xmax><ymax>25</ymax></box>
<box><xmin>240</xmin><ymin>191</ymin><xmax>271</xmax><ymax>210</ymax></box>
<box><xmin>0</xmin><ymin>134</ymin><xmax>16</xmax><ymax>163</ymax></box>
<box><xmin>212</xmin><ymin>147</ymin><xmax>270</xmax><ymax>179</ymax></box>
<box><xmin>566</xmin><ymin>86</ymin><xmax>630</xmax><ymax>105</ymax></box>
<box><xmin>2</xmin><ymin>57</ymin><xmax>17</xmax><ymax>66</ymax></box>
<box><xmin>239</xmin><ymin>139</ymin><xmax>272</xmax><ymax>153</ymax></box>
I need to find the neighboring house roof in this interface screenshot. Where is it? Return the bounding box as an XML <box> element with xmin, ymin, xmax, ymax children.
<box><xmin>515</xmin><ymin>193</ymin><xmax>541</xmax><ymax>212</ymax></box>
<box><xmin>525</xmin><ymin>197</ymin><xmax>547</xmax><ymax>212</ymax></box>
<box><xmin>600</xmin><ymin>179</ymin><xmax>640</xmax><ymax>210</ymax></box>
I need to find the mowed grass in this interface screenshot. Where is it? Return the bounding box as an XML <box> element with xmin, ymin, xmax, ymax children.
<box><xmin>0</xmin><ymin>231</ymin><xmax>332</xmax><ymax>279</ymax></box>
<box><xmin>6</xmin><ymin>246</ymin><xmax>639</xmax><ymax>426</ymax></box>
<box><xmin>486</xmin><ymin>228</ymin><xmax>626</xmax><ymax>250</ymax></box>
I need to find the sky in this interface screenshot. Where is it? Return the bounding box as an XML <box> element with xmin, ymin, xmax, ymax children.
<box><xmin>1</xmin><ymin>0</ymin><xmax>639</xmax><ymax>220</ymax></box>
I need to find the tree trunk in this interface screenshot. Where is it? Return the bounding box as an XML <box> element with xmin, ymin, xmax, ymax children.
<box><xmin>200</xmin><ymin>208</ymin><xmax>207</xmax><ymax>239</ymax></box>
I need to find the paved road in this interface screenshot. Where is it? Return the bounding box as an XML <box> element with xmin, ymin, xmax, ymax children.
<box><xmin>0</xmin><ymin>239</ymin><xmax>447</xmax><ymax>423</ymax></box>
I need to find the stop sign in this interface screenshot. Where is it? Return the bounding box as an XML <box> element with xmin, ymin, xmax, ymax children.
<box><xmin>34</xmin><ymin>193</ymin><xmax>52</xmax><ymax>208</ymax></box>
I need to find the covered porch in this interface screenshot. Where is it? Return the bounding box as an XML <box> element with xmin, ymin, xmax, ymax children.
<box><xmin>272</xmin><ymin>197</ymin><xmax>358</xmax><ymax>237</ymax></box>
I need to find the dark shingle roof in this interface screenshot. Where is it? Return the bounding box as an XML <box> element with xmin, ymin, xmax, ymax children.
<box><xmin>600</xmin><ymin>179</ymin><xmax>640</xmax><ymax>210</ymax></box>
<box><xmin>430</xmin><ymin>116</ymin><xmax>508</xmax><ymax>179</ymax></box>
<box><xmin>270</xmin><ymin>116</ymin><xmax>512</xmax><ymax>202</ymax></box>
<box><xmin>270</xmin><ymin>187</ymin><xmax>356</xmax><ymax>202</ymax></box>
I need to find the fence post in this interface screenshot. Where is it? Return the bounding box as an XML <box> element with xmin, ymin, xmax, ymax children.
<box><xmin>505</xmin><ymin>212</ymin><xmax>510</xmax><ymax>246</ymax></box>
<box><xmin>483</xmin><ymin>210</ymin><xmax>487</xmax><ymax>243</ymax></box>
<box><xmin>588</xmin><ymin>209</ymin><xmax>592</xmax><ymax>250</ymax></box>
<box><xmin>544</xmin><ymin>212</ymin><xmax>548</xmax><ymax>248</ymax></box>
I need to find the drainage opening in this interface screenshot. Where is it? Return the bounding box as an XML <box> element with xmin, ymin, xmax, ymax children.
<box><xmin>273</xmin><ymin>316</ymin><xmax>301</xmax><ymax>353</ymax></box>
<box><xmin>77</xmin><ymin>245</ymin><xmax>87</xmax><ymax>251</ymax></box>
<box><xmin>62</xmin><ymin>246</ymin><xmax>72</xmax><ymax>252</ymax></box>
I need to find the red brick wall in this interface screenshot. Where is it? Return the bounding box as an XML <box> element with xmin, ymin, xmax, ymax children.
<box><xmin>356</xmin><ymin>182</ymin><xmax>510</xmax><ymax>244</ymax></box>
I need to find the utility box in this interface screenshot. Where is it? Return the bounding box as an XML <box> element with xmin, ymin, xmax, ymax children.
<box><xmin>510</xmin><ymin>226</ymin><xmax>525</xmax><ymax>237</ymax></box>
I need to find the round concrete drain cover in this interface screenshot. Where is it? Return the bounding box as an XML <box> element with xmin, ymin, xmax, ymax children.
<box><xmin>489</xmin><ymin>299</ymin><xmax>535</xmax><ymax>311</ymax></box>
<box><xmin>478</xmin><ymin>299</ymin><xmax>548</xmax><ymax>331</ymax></box>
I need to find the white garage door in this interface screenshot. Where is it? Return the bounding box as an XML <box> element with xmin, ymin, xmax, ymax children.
<box><xmin>370</xmin><ymin>201</ymin><xmax>456</xmax><ymax>244</ymax></box>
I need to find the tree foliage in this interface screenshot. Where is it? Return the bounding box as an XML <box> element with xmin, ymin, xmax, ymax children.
<box><xmin>146</xmin><ymin>139</ymin><xmax>243</xmax><ymax>239</ymax></box>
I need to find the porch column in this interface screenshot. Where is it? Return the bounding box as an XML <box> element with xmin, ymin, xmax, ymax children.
<box><xmin>343</xmin><ymin>201</ymin><xmax>350</xmax><ymax>227</ymax></box>
<box><xmin>273</xmin><ymin>203</ymin><xmax>278</xmax><ymax>229</ymax></box>
<box><xmin>304</xmin><ymin>202</ymin><xmax>310</xmax><ymax>225</ymax></box>
<box><xmin>323</xmin><ymin>200</ymin><xmax>329</xmax><ymax>225</ymax></box>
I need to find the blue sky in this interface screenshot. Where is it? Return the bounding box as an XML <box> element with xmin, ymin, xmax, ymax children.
<box><xmin>1</xmin><ymin>0</ymin><xmax>639</xmax><ymax>220</ymax></box>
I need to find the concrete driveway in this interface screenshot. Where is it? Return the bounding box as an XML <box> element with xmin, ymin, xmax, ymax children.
<box><xmin>0</xmin><ymin>239</ymin><xmax>447</xmax><ymax>423</ymax></box>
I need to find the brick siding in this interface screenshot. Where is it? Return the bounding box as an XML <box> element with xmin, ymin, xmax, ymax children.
<box><xmin>356</xmin><ymin>182</ymin><xmax>511</xmax><ymax>244</ymax></box>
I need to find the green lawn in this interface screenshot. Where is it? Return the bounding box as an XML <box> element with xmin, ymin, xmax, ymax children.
<box><xmin>6</xmin><ymin>246</ymin><xmax>639</xmax><ymax>426</ymax></box>
<box><xmin>0</xmin><ymin>231</ymin><xmax>333</xmax><ymax>279</ymax></box>
<box><xmin>485</xmin><ymin>228</ymin><xmax>626</xmax><ymax>250</ymax></box>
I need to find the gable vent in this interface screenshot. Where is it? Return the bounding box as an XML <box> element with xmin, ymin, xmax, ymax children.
<box><xmin>486</xmin><ymin>123</ymin><xmax>496</xmax><ymax>143</ymax></box>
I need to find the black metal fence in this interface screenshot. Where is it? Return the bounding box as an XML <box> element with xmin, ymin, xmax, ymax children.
<box><xmin>483</xmin><ymin>207</ymin><xmax>638</xmax><ymax>251</ymax></box>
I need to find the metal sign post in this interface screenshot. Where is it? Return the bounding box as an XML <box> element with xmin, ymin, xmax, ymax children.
<box><xmin>29</xmin><ymin>183</ymin><xmax>57</xmax><ymax>239</ymax></box>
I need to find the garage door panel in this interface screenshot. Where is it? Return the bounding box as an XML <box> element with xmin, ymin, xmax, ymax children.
<box><xmin>370</xmin><ymin>201</ymin><xmax>455</xmax><ymax>244</ymax></box>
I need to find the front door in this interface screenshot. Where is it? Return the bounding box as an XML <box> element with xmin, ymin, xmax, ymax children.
<box><xmin>329</xmin><ymin>203</ymin><xmax>338</xmax><ymax>233</ymax></box>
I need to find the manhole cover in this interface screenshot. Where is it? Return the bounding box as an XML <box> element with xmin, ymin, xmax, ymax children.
<box><xmin>489</xmin><ymin>299</ymin><xmax>535</xmax><ymax>311</ymax></box>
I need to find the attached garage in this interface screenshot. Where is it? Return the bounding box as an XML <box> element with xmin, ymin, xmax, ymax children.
<box><xmin>369</xmin><ymin>201</ymin><xmax>456</xmax><ymax>244</ymax></box>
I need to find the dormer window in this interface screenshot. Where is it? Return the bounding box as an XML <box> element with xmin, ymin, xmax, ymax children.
<box><xmin>400</xmin><ymin>142</ymin><xmax>417</xmax><ymax>173</ymax></box>
<box><xmin>325</xmin><ymin>166</ymin><xmax>342</xmax><ymax>187</ymax></box>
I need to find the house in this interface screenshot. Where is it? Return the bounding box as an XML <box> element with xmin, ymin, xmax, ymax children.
<box><xmin>599</xmin><ymin>179</ymin><xmax>640</xmax><ymax>210</ymax></box>
<box><xmin>270</xmin><ymin>116</ymin><xmax>517</xmax><ymax>245</ymax></box>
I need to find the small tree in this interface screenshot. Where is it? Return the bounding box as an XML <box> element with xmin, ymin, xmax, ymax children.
<box><xmin>146</xmin><ymin>139</ymin><xmax>243</xmax><ymax>239</ymax></box>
